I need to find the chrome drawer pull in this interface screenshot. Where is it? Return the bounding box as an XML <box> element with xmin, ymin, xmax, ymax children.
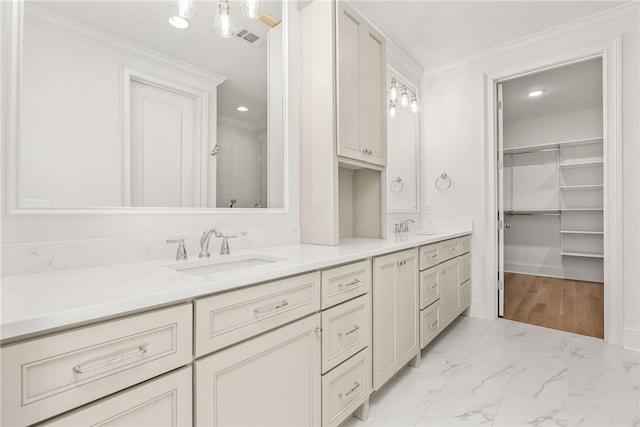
<box><xmin>338</xmin><ymin>325</ymin><xmax>360</xmax><ymax>337</ymax></box>
<box><xmin>430</xmin><ymin>283</ymin><xmax>438</xmax><ymax>290</ymax></box>
<box><xmin>73</xmin><ymin>345</ymin><xmax>148</xmax><ymax>374</ymax></box>
<box><xmin>254</xmin><ymin>300</ymin><xmax>289</xmax><ymax>315</ymax></box>
<box><xmin>427</xmin><ymin>254</ymin><xmax>438</xmax><ymax>259</ymax></box>
<box><xmin>447</xmin><ymin>248</ymin><xmax>457</xmax><ymax>253</ymax></box>
<box><xmin>338</xmin><ymin>279</ymin><xmax>361</xmax><ymax>289</ymax></box>
<box><xmin>339</xmin><ymin>381</ymin><xmax>361</xmax><ymax>398</ymax></box>
<box><xmin>430</xmin><ymin>320</ymin><xmax>438</xmax><ymax>328</ymax></box>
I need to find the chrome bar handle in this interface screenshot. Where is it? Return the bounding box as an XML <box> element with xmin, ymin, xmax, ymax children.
<box><xmin>338</xmin><ymin>325</ymin><xmax>360</xmax><ymax>337</ymax></box>
<box><xmin>254</xmin><ymin>300</ymin><xmax>289</xmax><ymax>315</ymax></box>
<box><xmin>430</xmin><ymin>283</ymin><xmax>438</xmax><ymax>290</ymax></box>
<box><xmin>430</xmin><ymin>320</ymin><xmax>438</xmax><ymax>328</ymax></box>
<box><xmin>338</xmin><ymin>279</ymin><xmax>360</xmax><ymax>289</ymax></box>
<box><xmin>73</xmin><ymin>345</ymin><xmax>148</xmax><ymax>374</ymax></box>
<box><xmin>428</xmin><ymin>254</ymin><xmax>438</xmax><ymax>260</ymax></box>
<box><xmin>339</xmin><ymin>381</ymin><xmax>361</xmax><ymax>398</ymax></box>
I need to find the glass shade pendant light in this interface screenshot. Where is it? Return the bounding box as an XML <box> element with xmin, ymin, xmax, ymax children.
<box><xmin>389</xmin><ymin>100</ymin><xmax>397</xmax><ymax>118</ymax></box>
<box><xmin>400</xmin><ymin>89</ymin><xmax>409</xmax><ymax>108</ymax></box>
<box><xmin>169</xmin><ymin>0</ymin><xmax>195</xmax><ymax>29</ymax></box>
<box><xmin>410</xmin><ymin>94</ymin><xmax>419</xmax><ymax>113</ymax></box>
<box><xmin>241</xmin><ymin>0</ymin><xmax>262</xmax><ymax>19</ymax></box>
<box><xmin>214</xmin><ymin>0</ymin><xmax>233</xmax><ymax>38</ymax></box>
<box><xmin>389</xmin><ymin>79</ymin><xmax>399</xmax><ymax>102</ymax></box>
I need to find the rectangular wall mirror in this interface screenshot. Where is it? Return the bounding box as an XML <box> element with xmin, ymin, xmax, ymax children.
<box><xmin>11</xmin><ymin>0</ymin><xmax>286</xmax><ymax>211</ymax></box>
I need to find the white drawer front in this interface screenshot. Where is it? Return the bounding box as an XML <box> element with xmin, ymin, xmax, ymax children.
<box><xmin>322</xmin><ymin>348</ymin><xmax>370</xmax><ymax>427</ymax></box>
<box><xmin>420</xmin><ymin>301</ymin><xmax>441</xmax><ymax>349</ymax></box>
<box><xmin>321</xmin><ymin>259</ymin><xmax>371</xmax><ymax>309</ymax></box>
<box><xmin>321</xmin><ymin>295</ymin><xmax>371</xmax><ymax>373</ymax></box>
<box><xmin>419</xmin><ymin>265</ymin><xmax>440</xmax><ymax>310</ymax></box>
<box><xmin>459</xmin><ymin>235</ymin><xmax>471</xmax><ymax>254</ymax></box>
<box><xmin>460</xmin><ymin>280</ymin><xmax>471</xmax><ymax>311</ymax></box>
<box><xmin>419</xmin><ymin>244</ymin><xmax>440</xmax><ymax>270</ymax></box>
<box><xmin>1</xmin><ymin>304</ymin><xmax>192</xmax><ymax>427</ymax></box>
<box><xmin>40</xmin><ymin>367</ymin><xmax>192</xmax><ymax>426</ymax></box>
<box><xmin>195</xmin><ymin>272</ymin><xmax>321</xmax><ymax>357</ymax></box>
<box><xmin>440</xmin><ymin>238</ymin><xmax>460</xmax><ymax>263</ymax></box>
<box><xmin>459</xmin><ymin>253</ymin><xmax>471</xmax><ymax>284</ymax></box>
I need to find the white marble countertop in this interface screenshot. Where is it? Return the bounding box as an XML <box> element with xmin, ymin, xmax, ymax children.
<box><xmin>1</xmin><ymin>230</ymin><xmax>470</xmax><ymax>343</ymax></box>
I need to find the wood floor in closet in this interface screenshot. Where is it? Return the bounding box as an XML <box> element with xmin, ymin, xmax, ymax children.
<box><xmin>503</xmin><ymin>272</ymin><xmax>604</xmax><ymax>339</ymax></box>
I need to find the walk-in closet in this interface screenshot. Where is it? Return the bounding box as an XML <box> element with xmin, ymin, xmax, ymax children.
<box><xmin>499</xmin><ymin>58</ymin><xmax>604</xmax><ymax>338</ymax></box>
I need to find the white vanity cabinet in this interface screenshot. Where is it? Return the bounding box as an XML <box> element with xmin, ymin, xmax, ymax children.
<box><xmin>195</xmin><ymin>314</ymin><xmax>322</xmax><ymax>427</ymax></box>
<box><xmin>372</xmin><ymin>248</ymin><xmax>419</xmax><ymax>391</ymax></box>
<box><xmin>1</xmin><ymin>304</ymin><xmax>193</xmax><ymax>427</ymax></box>
<box><xmin>418</xmin><ymin>236</ymin><xmax>472</xmax><ymax>348</ymax></box>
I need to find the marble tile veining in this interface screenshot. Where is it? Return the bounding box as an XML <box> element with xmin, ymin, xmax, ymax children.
<box><xmin>342</xmin><ymin>317</ymin><xmax>639</xmax><ymax>427</ymax></box>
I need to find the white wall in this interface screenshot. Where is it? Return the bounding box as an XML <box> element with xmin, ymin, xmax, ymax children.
<box><xmin>1</xmin><ymin>1</ymin><xmax>300</xmax><ymax>274</ymax></box>
<box><xmin>422</xmin><ymin>5</ymin><xmax>639</xmax><ymax>349</ymax></box>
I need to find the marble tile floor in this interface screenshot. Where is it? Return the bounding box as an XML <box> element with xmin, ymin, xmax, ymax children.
<box><xmin>343</xmin><ymin>316</ymin><xmax>639</xmax><ymax>427</ymax></box>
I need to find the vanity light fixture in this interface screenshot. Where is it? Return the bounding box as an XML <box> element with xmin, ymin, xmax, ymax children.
<box><xmin>237</xmin><ymin>106</ymin><xmax>249</xmax><ymax>112</ymax></box>
<box><xmin>388</xmin><ymin>78</ymin><xmax>419</xmax><ymax>116</ymax></box>
<box><xmin>168</xmin><ymin>16</ymin><xmax>190</xmax><ymax>29</ymax></box>
<box><xmin>241</xmin><ymin>0</ymin><xmax>262</xmax><ymax>19</ymax></box>
<box><xmin>214</xmin><ymin>0</ymin><xmax>233</xmax><ymax>38</ymax></box>
<box><xmin>169</xmin><ymin>0</ymin><xmax>195</xmax><ymax>29</ymax></box>
<box><xmin>528</xmin><ymin>89</ymin><xmax>544</xmax><ymax>97</ymax></box>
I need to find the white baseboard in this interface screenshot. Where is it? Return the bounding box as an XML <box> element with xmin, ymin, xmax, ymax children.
<box><xmin>505</xmin><ymin>262</ymin><xmax>603</xmax><ymax>283</ymax></box>
<box><xmin>623</xmin><ymin>326</ymin><xmax>640</xmax><ymax>352</ymax></box>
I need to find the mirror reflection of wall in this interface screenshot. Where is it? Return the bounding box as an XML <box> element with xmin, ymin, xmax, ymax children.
<box><xmin>17</xmin><ymin>0</ymin><xmax>284</xmax><ymax>210</ymax></box>
<box><xmin>386</xmin><ymin>69</ymin><xmax>419</xmax><ymax>212</ymax></box>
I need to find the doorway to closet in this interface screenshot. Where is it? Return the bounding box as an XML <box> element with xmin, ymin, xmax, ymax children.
<box><xmin>497</xmin><ymin>58</ymin><xmax>604</xmax><ymax>338</ymax></box>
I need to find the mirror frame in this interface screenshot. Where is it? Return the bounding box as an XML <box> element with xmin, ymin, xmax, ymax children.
<box><xmin>2</xmin><ymin>0</ymin><xmax>291</xmax><ymax>216</ymax></box>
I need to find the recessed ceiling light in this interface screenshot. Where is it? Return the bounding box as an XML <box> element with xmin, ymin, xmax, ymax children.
<box><xmin>237</xmin><ymin>106</ymin><xmax>249</xmax><ymax>112</ymax></box>
<box><xmin>528</xmin><ymin>89</ymin><xmax>544</xmax><ymax>97</ymax></box>
<box><xmin>168</xmin><ymin>16</ymin><xmax>189</xmax><ymax>29</ymax></box>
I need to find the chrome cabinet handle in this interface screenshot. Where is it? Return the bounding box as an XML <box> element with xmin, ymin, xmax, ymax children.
<box><xmin>338</xmin><ymin>279</ymin><xmax>361</xmax><ymax>289</ymax></box>
<box><xmin>314</xmin><ymin>327</ymin><xmax>322</xmax><ymax>336</ymax></box>
<box><xmin>447</xmin><ymin>247</ymin><xmax>457</xmax><ymax>253</ymax></box>
<box><xmin>338</xmin><ymin>325</ymin><xmax>360</xmax><ymax>337</ymax></box>
<box><xmin>430</xmin><ymin>283</ymin><xmax>438</xmax><ymax>290</ymax></box>
<box><xmin>254</xmin><ymin>300</ymin><xmax>289</xmax><ymax>315</ymax></box>
<box><xmin>430</xmin><ymin>320</ymin><xmax>438</xmax><ymax>328</ymax></box>
<box><xmin>396</xmin><ymin>260</ymin><xmax>408</xmax><ymax>266</ymax></box>
<box><xmin>73</xmin><ymin>345</ymin><xmax>148</xmax><ymax>374</ymax></box>
<box><xmin>339</xmin><ymin>381</ymin><xmax>361</xmax><ymax>398</ymax></box>
<box><xmin>427</xmin><ymin>254</ymin><xmax>438</xmax><ymax>259</ymax></box>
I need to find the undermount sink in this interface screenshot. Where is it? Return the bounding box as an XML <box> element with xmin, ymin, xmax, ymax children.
<box><xmin>413</xmin><ymin>231</ymin><xmax>440</xmax><ymax>236</ymax></box>
<box><xmin>165</xmin><ymin>254</ymin><xmax>287</xmax><ymax>276</ymax></box>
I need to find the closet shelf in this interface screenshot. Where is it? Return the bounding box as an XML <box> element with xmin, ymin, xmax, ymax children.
<box><xmin>562</xmin><ymin>208</ymin><xmax>604</xmax><ymax>212</ymax></box>
<box><xmin>561</xmin><ymin>251</ymin><xmax>604</xmax><ymax>259</ymax></box>
<box><xmin>503</xmin><ymin>137</ymin><xmax>603</xmax><ymax>155</ymax></box>
<box><xmin>560</xmin><ymin>185</ymin><xmax>603</xmax><ymax>190</ymax></box>
<box><xmin>560</xmin><ymin>230</ymin><xmax>604</xmax><ymax>235</ymax></box>
<box><xmin>559</xmin><ymin>159</ymin><xmax>603</xmax><ymax>168</ymax></box>
<box><xmin>505</xmin><ymin>209</ymin><xmax>561</xmax><ymax>216</ymax></box>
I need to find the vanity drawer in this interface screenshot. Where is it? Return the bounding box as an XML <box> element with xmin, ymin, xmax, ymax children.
<box><xmin>459</xmin><ymin>235</ymin><xmax>471</xmax><ymax>254</ymax></box>
<box><xmin>420</xmin><ymin>300</ymin><xmax>441</xmax><ymax>349</ymax></box>
<box><xmin>40</xmin><ymin>367</ymin><xmax>192</xmax><ymax>426</ymax></box>
<box><xmin>321</xmin><ymin>259</ymin><xmax>371</xmax><ymax>309</ymax></box>
<box><xmin>195</xmin><ymin>271</ymin><xmax>321</xmax><ymax>357</ymax></box>
<box><xmin>322</xmin><ymin>348</ymin><xmax>371</xmax><ymax>427</ymax></box>
<box><xmin>459</xmin><ymin>253</ymin><xmax>471</xmax><ymax>284</ymax></box>
<box><xmin>439</xmin><ymin>238</ymin><xmax>460</xmax><ymax>263</ymax></box>
<box><xmin>321</xmin><ymin>294</ymin><xmax>371</xmax><ymax>373</ymax></box>
<box><xmin>419</xmin><ymin>265</ymin><xmax>440</xmax><ymax>310</ymax></box>
<box><xmin>419</xmin><ymin>243</ymin><xmax>440</xmax><ymax>270</ymax></box>
<box><xmin>460</xmin><ymin>280</ymin><xmax>471</xmax><ymax>310</ymax></box>
<box><xmin>1</xmin><ymin>304</ymin><xmax>192</xmax><ymax>427</ymax></box>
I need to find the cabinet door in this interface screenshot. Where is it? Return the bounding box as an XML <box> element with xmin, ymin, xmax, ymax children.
<box><xmin>41</xmin><ymin>367</ymin><xmax>192</xmax><ymax>426</ymax></box>
<box><xmin>336</xmin><ymin>2</ymin><xmax>364</xmax><ymax>161</ymax></box>
<box><xmin>372</xmin><ymin>249</ymin><xmax>418</xmax><ymax>391</ymax></box>
<box><xmin>439</xmin><ymin>258</ymin><xmax>460</xmax><ymax>328</ymax></box>
<box><xmin>361</xmin><ymin>25</ymin><xmax>386</xmax><ymax>166</ymax></box>
<box><xmin>195</xmin><ymin>314</ymin><xmax>321</xmax><ymax>426</ymax></box>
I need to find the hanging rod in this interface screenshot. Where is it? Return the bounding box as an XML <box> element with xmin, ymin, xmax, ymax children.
<box><xmin>505</xmin><ymin>147</ymin><xmax>560</xmax><ymax>156</ymax></box>
<box><xmin>504</xmin><ymin>210</ymin><xmax>561</xmax><ymax>216</ymax></box>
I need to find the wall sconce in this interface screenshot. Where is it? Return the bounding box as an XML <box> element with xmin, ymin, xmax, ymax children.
<box><xmin>388</xmin><ymin>78</ymin><xmax>419</xmax><ymax>116</ymax></box>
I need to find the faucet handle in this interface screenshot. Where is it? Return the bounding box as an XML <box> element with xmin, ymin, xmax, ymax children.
<box><xmin>166</xmin><ymin>238</ymin><xmax>188</xmax><ymax>261</ymax></box>
<box><xmin>219</xmin><ymin>231</ymin><xmax>247</xmax><ymax>255</ymax></box>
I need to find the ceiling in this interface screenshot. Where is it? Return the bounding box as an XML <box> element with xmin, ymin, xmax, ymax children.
<box><xmin>30</xmin><ymin>0</ymin><xmax>282</xmax><ymax>128</ymax></box>
<box><xmin>353</xmin><ymin>0</ymin><xmax>628</xmax><ymax>72</ymax></box>
<box><xmin>502</xmin><ymin>58</ymin><xmax>603</xmax><ymax>121</ymax></box>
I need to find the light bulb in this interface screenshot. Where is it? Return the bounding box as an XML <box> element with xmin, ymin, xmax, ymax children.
<box><xmin>214</xmin><ymin>0</ymin><xmax>233</xmax><ymax>39</ymax></box>
<box><xmin>171</xmin><ymin>0</ymin><xmax>195</xmax><ymax>19</ymax></box>
<box><xmin>168</xmin><ymin>15</ymin><xmax>190</xmax><ymax>29</ymax></box>
<box><xmin>400</xmin><ymin>90</ymin><xmax>409</xmax><ymax>108</ymax></box>
<box><xmin>389</xmin><ymin>100</ymin><xmax>397</xmax><ymax>118</ymax></box>
<box><xmin>241</xmin><ymin>0</ymin><xmax>262</xmax><ymax>19</ymax></box>
<box><xmin>410</xmin><ymin>95</ymin><xmax>419</xmax><ymax>113</ymax></box>
<box><xmin>389</xmin><ymin>80</ymin><xmax>398</xmax><ymax>102</ymax></box>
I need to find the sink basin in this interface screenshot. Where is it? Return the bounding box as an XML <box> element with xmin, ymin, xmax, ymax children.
<box><xmin>165</xmin><ymin>254</ymin><xmax>286</xmax><ymax>276</ymax></box>
<box><xmin>413</xmin><ymin>231</ymin><xmax>440</xmax><ymax>236</ymax></box>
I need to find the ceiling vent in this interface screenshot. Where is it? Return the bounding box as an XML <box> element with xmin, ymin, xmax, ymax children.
<box><xmin>234</xmin><ymin>28</ymin><xmax>265</xmax><ymax>48</ymax></box>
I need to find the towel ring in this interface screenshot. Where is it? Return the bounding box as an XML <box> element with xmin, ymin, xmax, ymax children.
<box><xmin>435</xmin><ymin>173</ymin><xmax>452</xmax><ymax>191</ymax></box>
<box><xmin>390</xmin><ymin>177</ymin><xmax>404</xmax><ymax>193</ymax></box>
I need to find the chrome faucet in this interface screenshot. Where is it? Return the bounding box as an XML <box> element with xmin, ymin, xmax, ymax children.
<box><xmin>199</xmin><ymin>228</ymin><xmax>223</xmax><ymax>258</ymax></box>
<box><xmin>200</xmin><ymin>229</ymin><xmax>248</xmax><ymax>257</ymax></box>
<box><xmin>166</xmin><ymin>238</ymin><xmax>188</xmax><ymax>261</ymax></box>
<box><xmin>396</xmin><ymin>219</ymin><xmax>415</xmax><ymax>234</ymax></box>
